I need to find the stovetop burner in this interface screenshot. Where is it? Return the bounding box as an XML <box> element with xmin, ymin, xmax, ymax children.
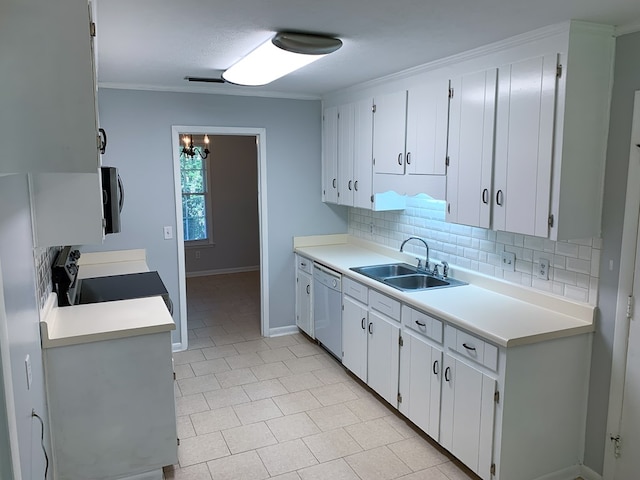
<box><xmin>52</xmin><ymin>246</ymin><xmax>81</xmax><ymax>306</ymax></box>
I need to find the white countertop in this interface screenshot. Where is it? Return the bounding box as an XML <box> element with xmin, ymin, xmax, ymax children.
<box><xmin>294</xmin><ymin>236</ymin><xmax>595</xmax><ymax>347</ymax></box>
<box><xmin>41</xmin><ymin>294</ymin><xmax>175</xmax><ymax>348</ymax></box>
<box><xmin>78</xmin><ymin>249</ymin><xmax>149</xmax><ymax>279</ymax></box>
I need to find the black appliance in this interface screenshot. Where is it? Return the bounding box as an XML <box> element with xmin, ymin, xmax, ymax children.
<box><xmin>52</xmin><ymin>246</ymin><xmax>172</xmax><ymax>314</ymax></box>
<box><xmin>101</xmin><ymin>166</ymin><xmax>124</xmax><ymax>234</ymax></box>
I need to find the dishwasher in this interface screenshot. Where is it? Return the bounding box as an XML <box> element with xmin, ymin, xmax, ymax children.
<box><xmin>313</xmin><ymin>263</ymin><xmax>342</xmax><ymax>359</ymax></box>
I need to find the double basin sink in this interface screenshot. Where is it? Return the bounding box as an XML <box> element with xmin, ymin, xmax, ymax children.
<box><xmin>350</xmin><ymin>263</ymin><xmax>467</xmax><ymax>292</ymax></box>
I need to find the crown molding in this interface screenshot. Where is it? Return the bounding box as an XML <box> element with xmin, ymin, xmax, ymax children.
<box><xmin>615</xmin><ymin>21</ymin><xmax>640</xmax><ymax>36</ymax></box>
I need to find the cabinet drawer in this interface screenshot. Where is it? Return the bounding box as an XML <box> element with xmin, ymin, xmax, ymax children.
<box><xmin>296</xmin><ymin>255</ymin><xmax>313</xmax><ymax>274</ymax></box>
<box><xmin>342</xmin><ymin>276</ymin><xmax>368</xmax><ymax>304</ymax></box>
<box><xmin>402</xmin><ymin>306</ymin><xmax>443</xmax><ymax>343</ymax></box>
<box><xmin>446</xmin><ymin>326</ymin><xmax>498</xmax><ymax>372</ymax></box>
<box><xmin>369</xmin><ymin>290</ymin><xmax>401</xmax><ymax>321</ymax></box>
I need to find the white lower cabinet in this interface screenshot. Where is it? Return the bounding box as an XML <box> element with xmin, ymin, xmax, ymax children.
<box><xmin>342</xmin><ymin>293</ymin><xmax>368</xmax><ymax>382</ymax></box>
<box><xmin>295</xmin><ymin>255</ymin><xmax>314</xmax><ymax>337</ymax></box>
<box><xmin>367</xmin><ymin>309</ymin><xmax>400</xmax><ymax>406</ymax></box>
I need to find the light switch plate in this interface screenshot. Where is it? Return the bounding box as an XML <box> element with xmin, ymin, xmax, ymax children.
<box><xmin>501</xmin><ymin>251</ymin><xmax>516</xmax><ymax>271</ymax></box>
<box><xmin>163</xmin><ymin>226</ymin><xmax>173</xmax><ymax>240</ymax></box>
<box><xmin>25</xmin><ymin>354</ymin><xmax>32</xmax><ymax>390</ymax></box>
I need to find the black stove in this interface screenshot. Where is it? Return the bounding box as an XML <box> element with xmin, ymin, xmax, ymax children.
<box><xmin>52</xmin><ymin>246</ymin><xmax>172</xmax><ymax>314</ymax></box>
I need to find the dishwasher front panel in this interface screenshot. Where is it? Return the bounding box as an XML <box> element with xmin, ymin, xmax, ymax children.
<box><xmin>313</xmin><ymin>264</ymin><xmax>342</xmax><ymax>359</ymax></box>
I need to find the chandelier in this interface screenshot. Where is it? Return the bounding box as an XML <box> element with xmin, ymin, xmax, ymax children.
<box><xmin>181</xmin><ymin>134</ymin><xmax>210</xmax><ymax>159</ymax></box>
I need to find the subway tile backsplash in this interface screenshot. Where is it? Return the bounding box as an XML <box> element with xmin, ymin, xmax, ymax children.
<box><xmin>348</xmin><ymin>195</ymin><xmax>600</xmax><ymax>305</ymax></box>
<box><xmin>34</xmin><ymin>246</ymin><xmax>61</xmax><ymax>311</ymax></box>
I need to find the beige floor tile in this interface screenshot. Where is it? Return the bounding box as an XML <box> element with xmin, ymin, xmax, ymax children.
<box><xmin>203</xmin><ymin>385</ymin><xmax>251</xmax><ymax>410</ymax></box>
<box><xmin>263</xmin><ymin>335</ymin><xmax>300</xmax><ymax>349</ymax></box>
<box><xmin>178</xmin><ymin>374</ymin><xmax>222</xmax><ymax>396</ymax></box>
<box><xmin>257</xmin><ymin>439</ymin><xmax>318</xmax><ymax>476</ymax></box>
<box><xmin>163</xmin><ymin>463</ymin><xmax>213</xmax><ymax>480</ymax></box>
<box><xmin>345</xmin><ymin>417</ymin><xmax>405</xmax><ymax>450</ymax></box>
<box><xmin>176</xmin><ymin>393</ymin><xmax>210</xmax><ymax>416</ymax></box>
<box><xmin>272</xmin><ymin>390</ymin><xmax>322</xmax><ymax>415</ymax></box>
<box><xmin>187</xmin><ymin>337</ymin><xmax>216</xmax><ymax>350</ymax></box>
<box><xmin>345</xmin><ymin>445</ymin><xmax>412</xmax><ymax>480</ymax></box>
<box><xmin>233</xmin><ymin>339</ymin><xmax>271</xmax><ymax>354</ymax></box>
<box><xmin>309</xmin><ymin>382</ymin><xmax>359</xmax><ymax>406</ymax></box>
<box><xmin>211</xmin><ymin>333</ymin><xmax>246</xmax><ymax>346</ymax></box>
<box><xmin>258</xmin><ymin>347</ymin><xmax>297</xmax><ymax>364</ymax></box>
<box><xmin>298</xmin><ymin>458</ymin><xmax>360</xmax><ymax>480</ymax></box>
<box><xmin>233</xmin><ymin>398</ymin><xmax>283</xmax><ymax>425</ymax></box>
<box><xmin>242</xmin><ymin>379</ymin><xmax>288</xmax><ymax>401</ymax></box>
<box><xmin>279</xmin><ymin>372</ymin><xmax>324</xmax><ymax>393</ymax></box>
<box><xmin>174</xmin><ymin>349</ymin><xmax>206</xmax><ymax>365</ymax></box>
<box><xmin>302</xmin><ymin>427</ymin><xmax>363</xmax><ymax>463</ymax></box>
<box><xmin>268</xmin><ymin>473</ymin><xmax>301</xmax><ymax>480</ymax></box>
<box><xmin>191</xmin><ymin>359</ymin><xmax>231</xmax><ymax>376</ymax></box>
<box><xmin>266</xmin><ymin>412</ymin><xmax>320</xmax><ymax>442</ymax></box>
<box><xmin>193</xmin><ymin>326</ymin><xmax>227</xmax><ymax>338</ymax></box>
<box><xmin>215</xmin><ymin>367</ymin><xmax>259</xmax><ymax>388</ymax></box>
<box><xmin>388</xmin><ymin>437</ymin><xmax>449</xmax><ymax>472</ymax></box>
<box><xmin>190</xmin><ymin>406</ymin><xmax>241</xmax><ymax>435</ymax></box>
<box><xmin>307</xmin><ymin>404</ymin><xmax>361</xmax><ymax>431</ymax></box>
<box><xmin>383</xmin><ymin>414</ymin><xmax>420</xmax><ymax>439</ymax></box>
<box><xmin>312</xmin><ymin>366</ymin><xmax>351</xmax><ymax>385</ymax></box>
<box><xmin>177</xmin><ymin>415</ymin><xmax>196</xmax><ymax>439</ymax></box>
<box><xmin>206</xmin><ymin>450</ymin><xmax>269</xmax><ymax>480</ymax></box>
<box><xmin>398</xmin><ymin>467</ymin><xmax>451</xmax><ymax>480</ymax></box>
<box><xmin>288</xmin><ymin>343</ymin><xmax>323</xmax><ymax>358</ymax></box>
<box><xmin>178</xmin><ymin>431</ymin><xmax>230</xmax><ymax>467</ymax></box>
<box><xmin>201</xmin><ymin>344</ymin><xmax>238</xmax><ymax>360</ymax></box>
<box><xmin>251</xmin><ymin>361</ymin><xmax>292</xmax><ymax>381</ymax></box>
<box><xmin>345</xmin><ymin>396</ymin><xmax>394</xmax><ymax>421</ymax></box>
<box><xmin>225</xmin><ymin>352</ymin><xmax>265</xmax><ymax>370</ymax></box>
<box><xmin>175</xmin><ymin>364</ymin><xmax>195</xmax><ymax>380</ymax></box>
<box><xmin>283</xmin><ymin>356</ymin><xmax>324</xmax><ymax>374</ymax></box>
<box><xmin>175</xmin><ymin>382</ymin><xmax>183</xmax><ymax>398</ymax></box>
<box><xmin>221</xmin><ymin>422</ymin><xmax>277</xmax><ymax>454</ymax></box>
<box><xmin>436</xmin><ymin>461</ymin><xmax>477</xmax><ymax>480</ymax></box>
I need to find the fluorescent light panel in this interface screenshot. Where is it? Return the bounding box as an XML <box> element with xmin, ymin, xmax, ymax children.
<box><xmin>222</xmin><ymin>33</ymin><xmax>341</xmax><ymax>86</ymax></box>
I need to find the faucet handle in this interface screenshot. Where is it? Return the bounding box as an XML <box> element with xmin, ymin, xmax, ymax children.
<box><xmin>432</xmin><ymin>264</ymin><xmax>440</xmax><ymax>276</ymax></box>
<box><xmin>415</xmin><ymin>258</ymin><xmax>423</xmax><ymax>269</ymax></box>
<box><xmin>441</xmin><ymin>261</ymin><xmax>449</xmax><ymax>278</ymax></box>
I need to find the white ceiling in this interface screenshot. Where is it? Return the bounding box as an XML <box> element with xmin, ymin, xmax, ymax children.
<box><xmin>96</xmin><ymin>0</ymin><xmax>640</xmax><ymax>99</ymax></box>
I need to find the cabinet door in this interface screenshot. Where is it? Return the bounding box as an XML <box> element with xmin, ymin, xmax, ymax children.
<box><xmin>367</xmin><ymin>310</ymin><xmax>401</xmax><ymax>407</ymax></box>
<box><xmin>322</xmin><ymin>106</ymin><xmax>339</xmax><ymax>203</ymax></box>
<box><xmin>446</xmin><ymin>69</ymin><xmax>497</xmax><ymax>229</ymax></box>
<box><xmin>296</xmin><ymin>269</ymin><xmax>313</xmax><ymax>337</ymax></box>
<box><xmin>342</xmin><ymin>295</ymin><xmax>368</xmax><ymax>382</ymax></box>
<box><xmin>0</xmin><ymin>0</ymin><xmax>100</xmax><ymax>174</ymax></box>
<box><xmin>353</xmin><ymin>98</ymin><xmax>374</xmax><ymax>209</ymax></box>
<box><xmin>338</xmin><ymin>103</ymin><xmax>356</xmax><ymax>206</ymax></box>
<box><xmin>493</xmin><ymin>54</ymin><xmax>557</xmax><ymax>237</ymax></box>
<box><xmin>399</xmin><ymin>330</ymin><xmax>442</xmax><ymax>440</ymax></box>
<box><xmin>373</xmin><ymin>91</ymin><xmax>407</xmax><ymax>175</ymax></box>
<box><xmin>441</xmin><ymin>354</ymin><xmax>496</xmax><ymax>480</ymax></box>
<box><xmin>406</xmin><ymin>80</ymin><xmax>449</xmax><ymax>176</ymax></box>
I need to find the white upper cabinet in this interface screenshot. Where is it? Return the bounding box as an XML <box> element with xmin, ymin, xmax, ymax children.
<box><xmin>446</xmin><ymin>69</ymin><xmax>498</xmax><ymax>229</ymax></box>
<box><xmin>373</xmin><ymin>91</ymin><xmax>408</xmax><ymax>175</ymax></box>
<box><xmin>0</xmin><ymin>0</ymin><xmax>101</xmax><ymax>174</ymax></box>
<box><xmin>321</xmin><ymin>106</ymin><xmax>339</xmax><ymax>203</ymax></box>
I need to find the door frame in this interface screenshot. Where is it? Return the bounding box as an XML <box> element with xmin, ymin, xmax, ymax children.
<box><xmin>171</xmin><ymin>126</ymin><xmax>269</xmax><ymax>350</ymax></box>
<box><xmin>603</xmin><ymin>90</ymin><xmax>640</xmax><ymax>479</ymax></box>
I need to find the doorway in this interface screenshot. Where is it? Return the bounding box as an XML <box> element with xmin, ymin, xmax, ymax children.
<box><xmin>171</xmin><ymin>127</ymin><xmax>269</xmax><ymax>350</ymax></box>
<box><xmin>604</xmin><ymin>91</ymin><xmax>640</xmax><ymax>479</ymax></box>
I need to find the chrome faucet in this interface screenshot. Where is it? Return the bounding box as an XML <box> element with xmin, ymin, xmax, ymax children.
<box><xmin>400</xmin><ymin>237</ymin><xmax>430</xmax><ymax>272</ymax></box>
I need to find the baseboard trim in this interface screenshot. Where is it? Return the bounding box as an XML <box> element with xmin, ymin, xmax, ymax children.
<box><xmin>186</xmin><ymin>265</ymin><xmax>259</xmax><ymax>278</ymax></box>
<box><xmin>530</xmin><ymin>464</ymin><xmax>602</xmax><ymax>480</ymax></box>
<box><xmin>269</xmin><ymin>325</ymin><xmax>299</xmax><ymax>337</ymax></box>
<box><xmin>578</xmin><ymin>465</ymin><xmax>603</xmax><ymax>480</ymax></box>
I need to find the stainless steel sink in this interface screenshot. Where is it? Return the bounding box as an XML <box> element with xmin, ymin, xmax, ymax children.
<box><xmin>350</xmin><ymin>263</ymin><xmax>467</xmax><ymax>291</ymax></box>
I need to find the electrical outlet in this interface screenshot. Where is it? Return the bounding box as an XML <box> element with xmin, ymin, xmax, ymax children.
<box><xmin>501</xmin><ymin>251</ymin><xmax>516</xmax><ymax>271</ymax></box>
<box><xmin>538</xmin><ymin>258</ymin><xmax>550</xmax><ymax>280</ymax></box>
<box><xmin>25</xmin><ymin>355</ymin><xmax>32</xmax><ymax>390</ymax></box>
<box><xmin>195</xmin><ymin>250</ymin><xmax>201</xmax><ymax>259</ymax></box>
<box><xmin>163</xmin><ymin>226</ymin><xmax>173</xmax><ymax>240</ymax></box>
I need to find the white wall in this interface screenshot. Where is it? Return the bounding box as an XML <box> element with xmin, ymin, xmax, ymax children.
<box><xmin>184</xmin><ymin>135</ymin><xmax>260</xmax><ymax>274</ymax></box>
<box><xmin>0</xmin><ymin>174</ymin><xmax>50</xmax><ymax>479</ymax></box>
<box><xmin>92</xmin><ymin>88</ymin><xmax>348</xmax><ymax>339</ymax></box>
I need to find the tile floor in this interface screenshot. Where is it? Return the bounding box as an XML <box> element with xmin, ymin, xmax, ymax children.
<box><xmin>163</xmin><ymin>271</ymin><xmax>479</xmax><ymax>480</ymax></box>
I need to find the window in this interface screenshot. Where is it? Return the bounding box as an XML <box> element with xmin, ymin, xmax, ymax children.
<box><xmin>180</xmin><ymin>150</ymin><xmax>209</xmax><ymax>242</ymax></box>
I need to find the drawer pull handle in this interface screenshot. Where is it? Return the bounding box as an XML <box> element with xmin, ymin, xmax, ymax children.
<box><xmin>368</xmin><ymin>322</ymin><xmax>373</xmax><ymax>335</ymax></box>
<box><xmin>462</xmin><ymin>342</ymin><xmax>477</xmax><ymax>352</ymax></box>
<box><xmin>444</xmin><ymin>366</ymin><xmax>451</xmax><ymax>382</ymax></box>
<box><xmin>398</xmin><ymin>153</ymin><xmax>403</xmax><ymax>165</ymax></box>
<box><xmin>306</xmin><ymin>285</ymin><xmax>310</xmax><ymax>295</ymax></box>
<box><xmin>433</xmin><ymin>360</ymin><xmax>439</xmax><ymax>375</ymax></box>
<box><xmin>361</xmin><ymin>318</ymin><xmax>366</xmax><ymax>330</ymax></box>
<box><xmin>415</xmin><ymin>320</ymin><xmax>426</xmax><ymax>327</ymax></box>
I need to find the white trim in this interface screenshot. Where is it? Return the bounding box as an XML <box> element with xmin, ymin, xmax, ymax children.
<box><xmin>603</xmin><ymin>91</ymin><xmax>640</xmax><ymax>480</ymax></box>
<box><xmin>0</xmin><ymin>261</ymin><xmax>22</xmax><ymax>479</ymax></box>
<box><xmin>268</xmin><ymin>325</ymin><xmax>299</xmax><ymax>338</ymax></box>
<box><xmin>531</xmin><ymin>466</ymin><xmax>580</xmax><ymax>480</ymax></box>
<box><xmin>186</xmin><ymin>265</ymin><xmax>259</xmax><ymax>278</ymax></box>
<box><xmin>580</xmin><ymin>464</ymin><xmax>604</xmax><ymax>480</ymax></box>
<box><xmin>99</xmin><ymin>83</ymin><xmax>321</xmax><ymax>101</ymax></box>
<box><xmin>171</xmin><ymin>126</ymin><xmax>269</xmax><ymax>349</ymax></box>
<box><xmin>615</xmin><ymin>22</ymin><xmax>640</xmax><ymax>36</ymax></box>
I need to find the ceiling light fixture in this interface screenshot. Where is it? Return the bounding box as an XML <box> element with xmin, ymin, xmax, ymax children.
<box><xmin>181</xmin><ymin>134</ymin><xmax>210</xmax><ymax>159</ymax></box>
<box><xmin>222</xmin><ymin>32</ymin><xmax>342</xmax><ymax>86</ymax></box>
